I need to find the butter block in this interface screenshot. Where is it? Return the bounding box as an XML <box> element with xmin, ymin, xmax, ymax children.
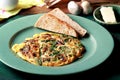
<box><xmin>100</xmin><ymin>6</ymin><xmax>117</xmax><ymax>23</ymax></box>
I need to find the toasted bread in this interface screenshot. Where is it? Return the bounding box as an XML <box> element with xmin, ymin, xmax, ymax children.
<box><xmin>48</xmin><ymin>8</ymin><xmax>87</xmax><ymax>37</ymax></box>
<box><xmin>34</xmin><ymin>13</ymin><xmax>78</xmax><ymax>37</ymax></box>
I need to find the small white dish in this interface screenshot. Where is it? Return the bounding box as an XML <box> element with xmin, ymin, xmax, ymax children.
<box><xmin>0</xmin><ymin>0</ymin><xmax>18</xmax><ymax>11</ymax></box>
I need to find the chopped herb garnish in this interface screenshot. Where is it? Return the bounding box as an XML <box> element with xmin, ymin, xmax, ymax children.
<box><xmin>50</xmin><ymin>41</ymin><xmax>57</xmax><ymax>51</ymax></box>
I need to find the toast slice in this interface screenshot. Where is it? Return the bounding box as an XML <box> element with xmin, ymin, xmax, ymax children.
<box><xmin>48</xmin><ymin>8</ymin><xmax>87</xmax><ymax>37</ymax></box>
<box><xmin>34</xmin><ymin>13</ymin><xmax>78</xmax><ymax>37</ymax></box>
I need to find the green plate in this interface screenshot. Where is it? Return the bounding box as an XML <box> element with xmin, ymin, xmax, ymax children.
<box><xmin>0</xmin><ymin>14</ymin><xmax>114</xmax><ymax>75</ymax></box>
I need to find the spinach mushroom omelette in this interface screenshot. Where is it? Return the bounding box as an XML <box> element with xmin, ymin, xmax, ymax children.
<box><xmin>12</xmin><ymin>32</ymin><xmax>85</xmax><ymax>66</ymax></box>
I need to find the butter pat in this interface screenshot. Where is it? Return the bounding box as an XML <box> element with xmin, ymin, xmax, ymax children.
<box><xmin>100</xmin><ymin>6</ymin><xmax>117</xmax><ymax>23</ymax></box>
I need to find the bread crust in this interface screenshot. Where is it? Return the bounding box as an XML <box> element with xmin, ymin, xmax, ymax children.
<box><xmin>34</xmin><ymin>13</ymin><xmax>78</xmax><ymax>37</ymax></box>
<box><xmin>47</xmin><ymin>8</ymin><xmax>87</xmax><ymax>37</ymax></box>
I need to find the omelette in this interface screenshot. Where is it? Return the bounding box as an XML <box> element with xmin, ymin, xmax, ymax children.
<box><xmin>12</xmin><ymin>32</ymin><xmax>85</xmax><ymax>66</ymax></box>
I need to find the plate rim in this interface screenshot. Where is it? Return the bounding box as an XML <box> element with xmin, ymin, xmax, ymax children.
<box><xmin>0</xmin><ymin>14</ymin><xmax>114</xmax><ymax>75</ymax></box>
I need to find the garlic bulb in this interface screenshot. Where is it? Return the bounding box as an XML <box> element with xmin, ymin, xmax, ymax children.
<box><xmin>81</xmin><ymin>0</ymin><xmax>92</xmax><ymax>15</ymax></box>
<box><xmin>67</xmin><ymin>1</ymin><xmax>82</xmax><ymax>15</ymax></box>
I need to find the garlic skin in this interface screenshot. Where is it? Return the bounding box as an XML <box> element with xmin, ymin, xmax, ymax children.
<box><xmin>81</xmin><ymin>0</ymin><xmax>92</xmax><ymax>15</ymax></box>
<box><xmin>67</xmin><ymin>1</ymin><xmax>81</xmax><ymax>15</ymax></box>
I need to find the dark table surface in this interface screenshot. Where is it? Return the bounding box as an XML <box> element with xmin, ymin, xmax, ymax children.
<box><xmin>0</xmin><ymin>13</ymin><xmax>120</xmax><ymax>80</ymax></box>
<box><xmin>0</xmin><ymin>0</ymin><xmax>120</xmax><ymax>80</ymax></box>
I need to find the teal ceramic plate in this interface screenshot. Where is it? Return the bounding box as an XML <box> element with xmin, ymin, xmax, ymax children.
<box><xmin>0</xmin><ymin>14</ymin><xmax>114</xmax><ymax>75</ymax></box>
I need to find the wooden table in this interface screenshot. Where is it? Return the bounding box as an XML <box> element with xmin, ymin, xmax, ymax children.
<box><xmin>20</xmin><ymin>0</ymin><xmax>120</xmax><ymax>15</ymax></box>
